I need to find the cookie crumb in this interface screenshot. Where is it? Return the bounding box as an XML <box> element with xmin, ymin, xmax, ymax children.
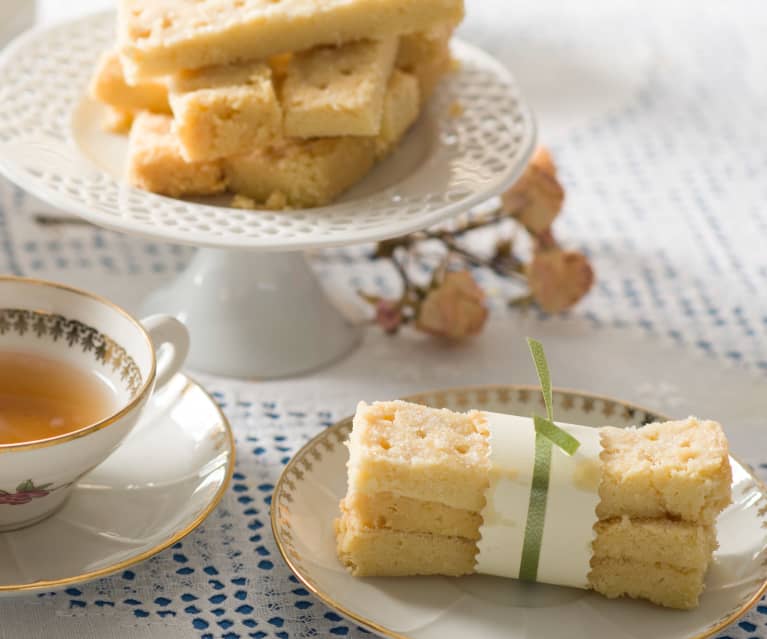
<box><xmin>231</xmin><ymin>194</ymin><xmax>257</xmax><ymax>210</ymax></box>
<box><xmin>265</xmin><ymin>191</ymin><xmax>289</xmax><ymax>210</ymax></box>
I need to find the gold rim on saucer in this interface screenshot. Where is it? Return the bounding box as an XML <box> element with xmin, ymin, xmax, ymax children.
<box><xmin>0</xmin><ymin>374</ymin><xmax>235</xmax><ymax>592</ymax></box>
<box><xmin>271</xmin><ymin>385</ymin><xmax>767</xmax><ymax>639</ymax></box>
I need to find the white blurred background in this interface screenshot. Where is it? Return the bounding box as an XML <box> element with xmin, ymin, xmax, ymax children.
<box><xmin>37</xmin><ymin>0</ymin><xmax>106</xmax><ymax>22</ymax></box>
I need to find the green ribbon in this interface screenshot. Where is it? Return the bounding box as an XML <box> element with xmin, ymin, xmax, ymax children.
<box><xmin>527</xmin><ymin>338</ymin><xmax>554</xmax><ymax>421</ymax></box>
<box><xmin>534</xmin><ymin>415</ymin><xmax>580</xmax><ymax>456</ymax></box>
<box><xmin>518</xmin><ymin>430</ymin><xmax>552</xmax><ymax>581</ymax></box>
<box><xmin>518</xmin><ymin>338</ymin><xmax>581</xmax><ymax>582</ymax></box>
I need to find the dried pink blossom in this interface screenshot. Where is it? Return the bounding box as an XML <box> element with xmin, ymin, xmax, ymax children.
<box><xmin>527</xmin><ymin>249</ymin><xmax>595</xmax><ymax>313</ymax></box>
<box><xmin>416</xmin><ymin>271</ymin><xmax>488</xmax><ymax>339</ymax></box>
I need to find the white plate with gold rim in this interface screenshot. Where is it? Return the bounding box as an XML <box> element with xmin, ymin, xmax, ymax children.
<box><xmin>271</xmin><ymin>385</ymin><xmax>767</xmax><ymax>639</ymax></box>
<box><xmin>0</xmin><ymin>373</ymin><xmax>233</xmax><ymax>594</ymax></box>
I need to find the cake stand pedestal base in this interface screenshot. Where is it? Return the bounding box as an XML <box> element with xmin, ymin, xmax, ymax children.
<box><xmin>142</xmin><ymin>249</ymin><xmax>362</xmax><ymax>378</ymax></box>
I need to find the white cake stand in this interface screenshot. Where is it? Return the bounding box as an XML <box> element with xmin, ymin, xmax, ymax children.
<box><xmin>0</xmin><ymin>13</ymin><xmax>536</xmax><ymax>378</ymax></box>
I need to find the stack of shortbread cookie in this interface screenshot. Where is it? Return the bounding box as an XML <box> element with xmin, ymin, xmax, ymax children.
<box><xmin>335</xmin><ymin>401</ymin><xmax>732</xmax><ymax>609</ymax></box>
<box><xmin>90</xmin><ymin>0</ymin><xmax>464</xmax><ymax>208</ymax></box>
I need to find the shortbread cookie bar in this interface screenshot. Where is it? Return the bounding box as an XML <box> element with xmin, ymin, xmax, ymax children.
<box><xmin>337</xmin><ymin>506</ymin><xmax>717</xmax><ymax>571</ymax></box>
<box><xmin>90</xmin><ymin>50</ymin><xmax>170</xmax><ymax>114</ymax></box>
<box><xmin>592</xmin><ymin>516</ymin><xmax>717</xmax><ymax>572</ymax></box>
<box><xmin>346</xmin><ymin>401</ymin><xmax>490</xmax><ymax>512</ymax></box>
<box><xmin>344</xmin><ymin>496</ymin><xmax>717</xmax><ymax>570</ymax></box>
<box><xmin>337</xmin><ymin>400</ymin><xmax>730</xmax><ymax>609</ymax></box>
<box><xmin>346</xmin><ymin>401</ymin><xmax>731</xmax><ymax>522</ymax></box>
<box><xmin>118</xmin><ymin>0</ymin><xmax>464</xmax><ymax>78</ymax></box>
<box><xmin>127</xmin><ymin>112</ymin><xmax>227</xmax><ymax>197</ymax></box>
<box><xmin>342</xmin><ymin>491</ymin><xmax>481</xmax><ymax>540</ymax></box>
<box><xmin>589</xmin><ymin>559</ymin><xmax>707</xmax><ymax>610</ymax></box>
<box><xmin>336</xmin><ymin>506</ymin><xmax>717</xmax><ymax>608</ymax></box>
<box><xmin>225</xmin><ymin>136</ymin><xmax>377</xmax><ymax>209</ymax></box>
<box><xmin>396</xmin><ymin>26</ymin><xmax>453</xmax><ymax>102</ymax></box>
<box><xmin>335</xmin><ymin>505</ymin><xmax>476</xmax><ymax>578</ymax></box>
<box><xmin>376</xmin><ymin>70</ymin><xmax>420</xmax><ymax>157</ymax></box>
<box><xmin>282</xmin><ymin>38</ymin><xmax>398</xmax><ymax>138</ymax></box>
<box><xmin>225</xmin><ymin>69</ymin><xmax>420</xmax><ymax>208</ymax></box>
<box><xmin>169</xmin><ymin>62</ymin><xmax>282</xmax><ymax>161</ymax></box>
<box><xmin>598</xmin><ymin>420</ymin><xmax>732</xmax><ymax>524</ymax></box>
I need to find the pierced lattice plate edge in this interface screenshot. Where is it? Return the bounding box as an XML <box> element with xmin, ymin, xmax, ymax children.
<box><xmin>0</xmin><ymin>13</ymin><xmax>536</xmax><ymax>251</ymax></box>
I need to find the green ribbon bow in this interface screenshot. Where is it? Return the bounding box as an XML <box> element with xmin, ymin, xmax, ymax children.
<box><xmin>518</xmin><ymin>338</ymin><xmax>581</xmax><ymax>582</ymax></box>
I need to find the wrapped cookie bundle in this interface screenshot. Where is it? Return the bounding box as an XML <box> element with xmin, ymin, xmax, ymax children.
<box><xmin>90</xmin><ymin>0</ymin><xmax>464</xmax><ymax>208</ymax></box>
<box><xmin>336</xmin><ymin>342</ymin><xmax>732</xmax><ymax>609</ymax></box>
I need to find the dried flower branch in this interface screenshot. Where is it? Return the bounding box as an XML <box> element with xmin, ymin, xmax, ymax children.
<box><xmin>361</xmin><ymin>147</ymin><xmax>595</xmax><ymax>339</ymax></box>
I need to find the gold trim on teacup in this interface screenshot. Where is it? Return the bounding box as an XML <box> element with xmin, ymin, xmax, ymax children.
<box><xmin>0</xmin><ymin>375</ymin><xmax>235</xmax><ymax>592</ymax></box>
<box><xmin>271</xmin><ymin>385</ymin><xmax>767</xmax><ymax>639</ymax></box>
<box><xmin>0</xmin><ymin>276</ymin><xmax>157</xmax><ymax>453</ymax></box>
<box><xmin>0</xmin><ymin>308</ymin><xmax>142</xmax><ymax>396</ymax></box>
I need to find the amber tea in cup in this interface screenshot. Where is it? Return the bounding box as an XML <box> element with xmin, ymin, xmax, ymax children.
<box><xmin>0</xmin><ymin>350</ymin><xmax>118</xmax><ymax>445</ymax></box>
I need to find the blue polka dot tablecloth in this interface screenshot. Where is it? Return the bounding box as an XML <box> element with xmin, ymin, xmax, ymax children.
<box><xmin>1</xmin><ymin>1</ymin><xmax>767</xmax><ymax>638</ymax></box>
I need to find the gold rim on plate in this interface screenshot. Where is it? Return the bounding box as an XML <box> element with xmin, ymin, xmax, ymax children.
<box><xmin>0</xmin><ymin>374</ymin><xmax>235</xmax><ymax>592</ymax></box>
<box><xmin>271</xmin><ymin>384</ymin><xmax>767</xmax><ymax>639</ymax></box>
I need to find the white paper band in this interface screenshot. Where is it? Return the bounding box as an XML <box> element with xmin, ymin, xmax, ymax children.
<box><xmin>475</xmin><ymin>412</ymin><xmax>602</xmax><ymax>589</ymax></box>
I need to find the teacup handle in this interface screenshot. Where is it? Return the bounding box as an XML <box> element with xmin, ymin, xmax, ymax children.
<box><xmin>141</xmin><ymin>315</ymin><xmax>191</xmax><ymax>390</ymax></box>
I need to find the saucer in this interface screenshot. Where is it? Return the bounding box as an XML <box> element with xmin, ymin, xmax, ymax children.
<box><xmin>0</xmin><ymin>373</ymin><xmax>234</xmax><ymax>594</ymax></box>
<box><xmin>272</xmin><ymin>385</ymin><xmax>767</xmax><ymax>639</ymax></box>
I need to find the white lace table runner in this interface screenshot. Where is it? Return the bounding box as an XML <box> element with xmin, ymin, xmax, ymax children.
<box><xmin>0</xmin><ymin>1</ymin><xmax>765</xmax><ymax>637</ymax></box>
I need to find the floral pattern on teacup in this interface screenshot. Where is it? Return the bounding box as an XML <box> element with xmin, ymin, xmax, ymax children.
<box><xmin>0</xmin><ymin>479</ymin><xmax>66</xmax><ymax>506</ymax></box>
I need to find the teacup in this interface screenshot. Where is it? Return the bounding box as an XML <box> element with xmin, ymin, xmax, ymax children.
<box><xmin>0</xmin><ymin>276</ymin><xmax>190</xmax><ymax>531</ymax></box>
